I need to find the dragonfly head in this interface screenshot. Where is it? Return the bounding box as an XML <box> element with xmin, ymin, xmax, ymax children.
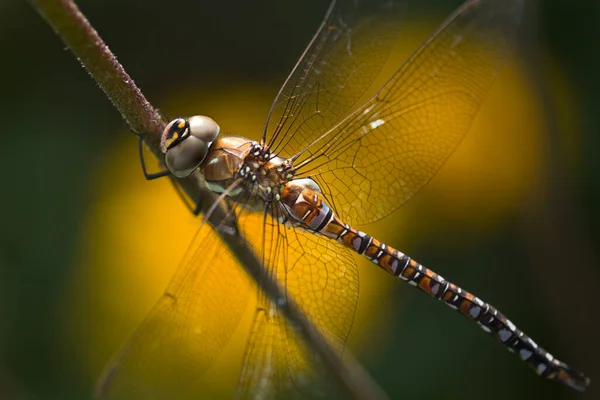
<box><xmin>160</xmin><ymin>115</ymin><xmax>220</xmax><ymax>178</ymax></box>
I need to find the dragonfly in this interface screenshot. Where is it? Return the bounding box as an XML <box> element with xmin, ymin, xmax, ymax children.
<box><xmin>96</xmin><ymin>0</ymin><xmax>590</xmax><ymax>398</ymax></box>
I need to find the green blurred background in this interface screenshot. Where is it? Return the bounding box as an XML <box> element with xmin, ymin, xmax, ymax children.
<box><xmin>2</xmin><ymin>0</ymin><xmax>599</xmax><ymax>399</ymax></box>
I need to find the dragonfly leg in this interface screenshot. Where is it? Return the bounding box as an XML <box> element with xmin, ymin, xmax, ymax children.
<box><xmin>170</xmin><ymin>178</ymin><xmax>203</xmax><ymax>216</ymax></box>
<box><xmin>156</xmin><ymin>108</ymin><xmax>170</xmax><ymax>123</ymax></box>
<box><xmin>191</xmin><ymin>195</ymin><xmax>202</xmax><ymax>216</ymax></box>
<box><xmin>131</xmin><ymin>126</ymin><xmax>203</xmax><ymax>214</ymax></box>
<box><xmin>137</xmin><ymin>135</ymin><xmax>170</xmax><ymax>180</ymax></box>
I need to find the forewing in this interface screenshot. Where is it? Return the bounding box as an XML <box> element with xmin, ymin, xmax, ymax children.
<box><xmin>293</xmin><ymin>0</ymin><xmax>524</xmax><ymax>225</ymax></box>
<box><xmin>95</xmin><ymin>223</ymin><xmax>252</xmax><ymax>399</ymax></box>
<box><xmin>236</xmin><ymin>210</ymin><xmax>359</xmax><ymax>399</ymax></box>
<box><xmin>265</xmin><ymin>0</ymin><xmax>406</xmax><ymax>159</ymax></box>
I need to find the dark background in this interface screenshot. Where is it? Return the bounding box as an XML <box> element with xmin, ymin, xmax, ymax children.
<box><xmin>1</xmin><ymin>0</ymin><xmax>599</xmax><ymax>399</ymax></box>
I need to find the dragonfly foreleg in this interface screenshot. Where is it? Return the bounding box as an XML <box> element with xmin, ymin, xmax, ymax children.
<box><xmin>137</xmin><ymin>136</ymin><xmax>170</xmax><ymax>180</ymax></box>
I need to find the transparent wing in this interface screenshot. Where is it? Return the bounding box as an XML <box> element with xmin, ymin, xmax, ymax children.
<box><xmin>95</xmin><ymin>222</ymin><xmax>252</xmax><ymax>399</ymax></box>
<box><xmin>236</xmin><ymin>297</ymin><xmax>325</xmax><ymax>400</ymax></box>
<box><xmin>290</xmin><ymin>0</ymin><xmax>524</xmax><ymax>225</ymax></box>
<box><xmin>264</xmin><ymin>0</ymin><xmax>406</xmax><ymax>159</ymax></box>
<box><xmin>236</xmin><ymin>209</ymin><xmax>359</xmax><ymax>399</ymax></box>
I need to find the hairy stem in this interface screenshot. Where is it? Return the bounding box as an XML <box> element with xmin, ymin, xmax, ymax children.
<box><xmin>28</xmin><ymin>0</ymin><xmax>387</xmax><ymax>399</ymax></box>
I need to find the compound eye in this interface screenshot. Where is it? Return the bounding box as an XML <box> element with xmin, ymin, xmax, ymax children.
<box><xmin>165</xmin><ymin>135</ymin><xmax>208</xmax><ymax>178</ymax></box>
<box><xmin>188</xmin><ymin>115</ymin><xmax>220</xmax><ymax>144</ymax></box>
<box><xmin>160</xmin><ymin>118</ymin><xmax>190</xmax><ymax>153</ymax></box>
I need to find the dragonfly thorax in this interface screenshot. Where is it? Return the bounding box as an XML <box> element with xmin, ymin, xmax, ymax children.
<box><xmin>202</xmin><ymin>137</ymin><xmax>295</xmax><ymax>209</ymax></box>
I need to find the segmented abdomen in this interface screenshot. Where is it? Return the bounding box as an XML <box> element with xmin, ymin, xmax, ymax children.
<box><xmin>280</xmin><ymin>183</ymin><xmax>590</xmax><ymax>391</ymax></box>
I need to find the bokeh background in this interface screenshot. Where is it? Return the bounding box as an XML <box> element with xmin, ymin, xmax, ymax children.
<box><xmin>2</xmin><ymin>0</ymin><xmax>599</xmax><ymax>398</ymax></box>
